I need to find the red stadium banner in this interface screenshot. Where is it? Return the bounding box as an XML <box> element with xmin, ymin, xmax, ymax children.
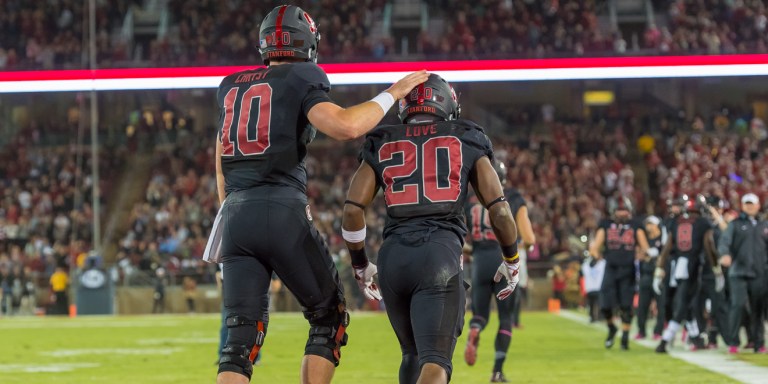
<box><xmin>1</xmin><ymin>55</ymin><xmax>767</xmax><ymax>93</ymax></box>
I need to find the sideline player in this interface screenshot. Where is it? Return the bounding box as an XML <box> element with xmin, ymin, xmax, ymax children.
<box><xmin>209</xmin><ymin>5</ymin><xmax>429</xmax><ymax>384</ymax></box>
<box><xmin>654</xmin><ymin>196</ymin><xmax>724</xmax><ymax>353</ymax></box>
<box><xmin>463</xmin><ymin>161</ymin><xmax>535</xmax><ymax>382</ymax></box>
<box><xmin>634</xmin><ymin>216</ymin><xmax>665</xmax><ymax>340</ymax></box>
<box><xmin>342</xmin><ymin>74</ymin><xmax>520</xmax><ymax>384</ymax></box>
<box><xmin>589</xmin><ymin>196</ymin><xmax>649</xmax><ymax>350</ymax></box>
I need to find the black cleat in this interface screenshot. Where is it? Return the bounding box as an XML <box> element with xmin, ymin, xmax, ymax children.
<box><xmin>690</xmin><ymin>336</ymin><xmax>706</xmax><ymax>351</ymax></box>
<box><xmin>605</xmin><ymin>324</ymin><xmax>618</xmax><ymax>349</ymax></box>
<box><xmin>621</xmin><ymin>333</ymin><xmax>630</xmax><ymax>351</ymax></box>
<box><xmin>656</xmin><ymin>340</ymin><xmax>668</xmax><ymax>354</ymax></box>
<box><xmin>490</xmin><ymin>372</ymin><xmax>509</xmax><ymax>383</ymax></box>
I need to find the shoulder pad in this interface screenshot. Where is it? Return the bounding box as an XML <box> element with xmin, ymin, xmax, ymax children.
<box><xmin>454</xmin><ymin>120</ymin><xmax>493</xmax><ymax>160</ymax></box>
<box><xmin>291</xmin><ymin>62</ymin><xmax>331</xmax><ymax>92</ymax></box>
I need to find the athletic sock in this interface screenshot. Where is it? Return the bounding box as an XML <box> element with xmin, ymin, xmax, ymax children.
<box><xmin>685</xmin><ymin>320</ymin><xmax>700</xmax><ymax>338</ymax></box>
<box><xmin>493</xmin><ymin>328</ymin><xmax>512</xmax><ymax>372</ymax></box>
<box><xmin>663</xmin><ymin>321</ymin><xmax>681</xmax><ymax>342</ymax></box>
<box><xmin>493</xmin><ymin>351</ymin><xmax>506</xmax><ymax>373</ymax></box>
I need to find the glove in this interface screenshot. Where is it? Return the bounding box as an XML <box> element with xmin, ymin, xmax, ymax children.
<box><xmin>713</xmin><ymin>266</ymin><xmax>725</xmax><ymax>293</ymax></box>
<box><xmin>652</xmin><ymin>267</ymin><xmax>665</xmax><ymax>295</ymax></box>
<box><xmin>353</xmin><ymin>262</ymin><xmax>382</xmax><ymax>301</ymax></box>
<box><xmin>493</xmin><ymin>261</ymin><xmax>520</xmax><ymax>300</ymax></box>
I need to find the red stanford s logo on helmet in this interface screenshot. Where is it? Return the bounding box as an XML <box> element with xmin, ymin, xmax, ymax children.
<box><xmin>259</xmin><ymin>5</ymin><xmax>322</xmax><ymax>64</ymax></box>
<box><xmin>397</xmin><ymin>74</ymin><xmax>461</xmax><ymax>123</ymax></box>
<box><xmin>303</xmin><ymin>12</ymin><xmax>317</xmax><ymax>34</ymax></box>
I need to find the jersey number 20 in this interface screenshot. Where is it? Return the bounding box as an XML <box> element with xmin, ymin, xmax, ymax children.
<box><xmin>220</xmin><ymin>84</ymin><xmax>273</xmax><ymax>156</ymax></box>
<box><xmin>378</xmin><ymin>136</ymin><xmax>462</xmax><ymax>206</ymax></box>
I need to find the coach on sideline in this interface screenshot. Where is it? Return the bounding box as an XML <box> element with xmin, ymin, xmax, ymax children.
<box><xmin>718</xmin><ymin>193</ymin><xmax>768</xmax><ymax>354</ymax></box>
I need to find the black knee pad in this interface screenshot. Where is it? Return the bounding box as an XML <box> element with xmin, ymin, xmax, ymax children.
<box><xmin>303</xmin><ymin>303</ymin><xmax>350</xmax><ymax>366</ymax></box>
<box><xmin>218</xmin><ymin>314</ymin><xmax>266</xmax><ymax>380</ymax></box>
<box><xmin>620</xmin><ymin>307</ymin><xmax>633</xmax><ymax>324</ymax></box>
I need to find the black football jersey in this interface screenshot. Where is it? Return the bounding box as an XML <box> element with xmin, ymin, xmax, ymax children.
<box><xmin>217</xmin><ymin>62</ymin><xmax>332</xmax><ymax>195</ymax></box>
<box><xmin>669</xmin><ymin>215</ymin><xmax>710</xmax><ymax>265</ymax></box>
<box><xmin>466</xmin><ymin>188</ymin><xmax>527</xmax><ymax>247</ymax></box>
<box><xmin>361</xmin><ymin>119</ymin><xmax>494</xmax><ymax>240</ymax></box>
<box><xmin>599</xmin><ymin>218</ymin><xmax>642</xmax><ymax>267</ymax></box>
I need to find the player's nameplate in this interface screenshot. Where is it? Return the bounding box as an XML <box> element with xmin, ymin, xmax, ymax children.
<box><xmin>203</xmin><ymin>201</ymin><xmax>226</xmax><ymax>263</ymax></box>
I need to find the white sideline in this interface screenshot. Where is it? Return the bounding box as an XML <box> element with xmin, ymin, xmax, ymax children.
<box><xmin>558</xmin><ymin>310</ymin><xmax>768</xmax><ymax>384</ymax></box>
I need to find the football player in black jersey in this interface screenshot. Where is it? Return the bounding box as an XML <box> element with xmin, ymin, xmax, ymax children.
<box><xmin>212</xmin><ymin>5</ymin><xmax>429</xmax><ymax>384</ymax></box>
<box><xmin>463</xmin><ymin>161</ymin><xmax>535</xmax><ymax>383</ymax></box>
<box><xmin>653</xmin><ymin>197</ymin><xmax>684</xmax><ymax>341</ymax></box>
<box><xmin>589</xmin><ymin>196</ymin><xmax>649</xmax><ymax>350</ymax></box>
<box><xmin>342</xmin><ymin>74</ymin><xmax>520</xmax><ymax>384</ymax></box>
<box><xmin>699</xmin><ymin>196</ymin><xmax>729</xmax><ymax>348</ymax></box>
<box><xmin>653</xmin><ymin>195</ymin><xmax>724</xmax><ymax>353</ymax></box>
<box><xmin>635</xmin><ymin>215</ymin><xmax>666</xmax><ymax>340</ymax></box>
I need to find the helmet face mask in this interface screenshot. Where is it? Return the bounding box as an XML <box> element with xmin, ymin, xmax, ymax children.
<box><xmin>259</xmin><ymin>5</ymin><xmax>321</xmax><ymax>65</ymax></box>
<box><xmin>398</xmin><ymin>74</ymin><xmax>460</xmax><ymax>123</ymax></box>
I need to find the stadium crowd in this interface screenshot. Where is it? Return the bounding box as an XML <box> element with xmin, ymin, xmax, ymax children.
<box><xmin>0</xmin><ymin>130</ymin><xmax>124</xmax><ymax>315</ymax></box>
<box><xmin>4</xmin><ymin>0</ymin><xmax>768</xmax><ymax>70</ymax></box>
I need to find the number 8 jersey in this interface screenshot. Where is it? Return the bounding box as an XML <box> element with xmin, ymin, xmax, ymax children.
<box><xmin>360</xmin><ymin>119</ymin><xmax>494</xmax><ymax>240</ymax></box>
<box><xmin>217</xmin><ymin>62</ymin><xmax>332</xmax><ymax>195</ymax></box>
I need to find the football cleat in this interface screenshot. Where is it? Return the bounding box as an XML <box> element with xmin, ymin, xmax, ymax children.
<box><xmin>689</xmin><ymin>336</ymin><xmax>706</xmax><ymax>351</ymax></box>
<box><xmin>465</xmin><ymin>327</ymin><xmax>480</xmax><ymax>366</ymax></box>
<box><xmin>620</xmin><ymin>332</ymin><xmax>630</xmax><ymax>351</ymax></box>
<box><xmin>652</xmin><ymin>333</ymin><xmax>662</xmax><ymax>341</ymax></box>
<box><xmin>490</xmin><ymin>372</ymin><xmax>509</xmax><ymax>383</ymax></box>
<box><xmin>655</xmin><ymin>340</ymin><xmax>668</xmax><ymax>354</ymax></box>
<box><xmin>756</xmin><ymin>346</ymin><xmax>767</xmax><ymax>354</ymax></box>
<box><xmin>728</xmin><ymin>346</ymin><xmax>739</xmax><ymax>354</ymax></box>
<box><xmin>634</xmin><ymin>333</ymin><xmax>646</xmax><ymax>340</ymax></box>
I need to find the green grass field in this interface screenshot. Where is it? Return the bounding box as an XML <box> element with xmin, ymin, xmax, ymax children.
<box><xmin>0</xmin><ymin>311</ymin><xmax>749</xmax><ymax>383</ymax></box>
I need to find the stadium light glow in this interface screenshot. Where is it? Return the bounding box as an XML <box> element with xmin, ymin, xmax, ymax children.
<box><xmin>1</xmin><ymin>55</ymin><xmax>767</xmax><ymax>93</ymax></box>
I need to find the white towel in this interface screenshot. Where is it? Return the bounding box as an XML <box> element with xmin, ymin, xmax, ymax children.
<box><xmin>203</xmin><ymin>201</ymin><xmax>226</xmax><ymax>264</ymax></box>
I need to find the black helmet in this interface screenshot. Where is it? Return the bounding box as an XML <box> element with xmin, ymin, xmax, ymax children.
<box><xmin>397</xmin><ymin>74</ymin><xmax>460</xmax><ymax>123</ymax></box>
<box><xmin>706</xmin><ymin>195</ymin><xmax>724</xmax><ymax>210</ymax></box>
<box><xmin>608</xmin><ymin>195</ymin><xmax>633</xmax><ymax>216</ymax></box>
<box><xmin>259</xmin><ymin>5</ymin><xmax>321</xmax><ymax>65</ymax></box>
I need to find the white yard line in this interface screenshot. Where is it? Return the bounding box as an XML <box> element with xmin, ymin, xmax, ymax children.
<box><xmin>0</xmin><ymin>363</ymin><xmax>99</xmax><ymax>373</ymax></box>
<box><xmin>558</xmin><ymin>310</ymin><xmax>768</xmax><ymax>384</ymax></box>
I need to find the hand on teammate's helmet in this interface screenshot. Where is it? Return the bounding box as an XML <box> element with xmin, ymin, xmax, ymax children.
<box><xmin>353</xmin><ymin>262</ymin><xmax>382</xmax><ymax>301</ymax></box>
<box><xmin>385</xmin><ymin>70</ymin><xmax>430</xmax><ymax>100</ymax></box>
<box><xmin>652</xmin><ymin>267</ymin><xmax>665</xmax><ymax>295</ymax></box>
<box><xmin>494</xmin><ymin>260</ymin><xmax>520</xmax><ymax>300</ymax></box>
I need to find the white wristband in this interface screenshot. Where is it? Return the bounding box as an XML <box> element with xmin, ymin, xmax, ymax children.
<box><xmin>371</xmin><ymin>92</ymin><xmax>395</xmax><ymax>113</ymax></box>
<box><xmin>342</xmin><ymin>226</ymin><xmax>367</xmax><ymax>243</ymax></box>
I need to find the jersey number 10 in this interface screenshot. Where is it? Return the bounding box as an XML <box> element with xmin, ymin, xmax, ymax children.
<box><xmin>220</xmin><ymin>84</ymin><xmax>273</xmax><ymax>156</ymax></box>
<box><xmin>378</xmin><ymin>137</ymin><xmax>463</xmax><ymax>206</ymax></box>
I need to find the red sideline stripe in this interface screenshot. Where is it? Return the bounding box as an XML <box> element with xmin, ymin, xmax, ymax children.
<box><xmin>0</xmin><ymin>55</ymin><xmax>767</xmax><ymax>81</ymax></box>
